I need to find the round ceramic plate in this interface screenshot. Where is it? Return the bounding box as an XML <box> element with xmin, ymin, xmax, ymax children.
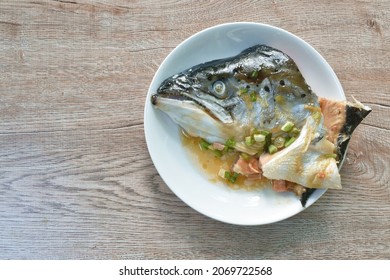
<box><xmin>144</xmin><ymin>22</ymin><xmax>345</xmax><ymax>225</ymax></box>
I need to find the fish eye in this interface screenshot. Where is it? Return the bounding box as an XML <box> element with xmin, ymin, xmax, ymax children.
<box><xmin>212</xmin><ymin>81</ymin><xmax>226</xmax><ymax>98</ymax></box>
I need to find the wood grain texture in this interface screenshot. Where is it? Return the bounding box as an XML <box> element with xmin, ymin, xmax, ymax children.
<box><xmin>0</xmin><ymin>0</ymin><xmax>389</xmax><ymax>259</ymax></box>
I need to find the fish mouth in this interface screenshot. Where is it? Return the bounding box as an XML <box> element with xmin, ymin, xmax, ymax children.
<box><xmin>151</xmin><ymin>89</ymin><xmax>238</xmax><ymax>124</ymax></box>
<box><xmin>151</xmin><ymin>90</ymin><xmax>190</xmax><ymax>106</ymax></box>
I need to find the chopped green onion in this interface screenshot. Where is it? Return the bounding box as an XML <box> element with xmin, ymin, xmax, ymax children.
<box><xmin>239</xmin><ymin>88</ymin><xmax>248</xmax><ymax>95</ymax></box>
<box><xmin>273</xmin><ymin>136</ymin><xmax>286</xmax><ymax>149</ymax></box>
<box><xmin>213</xmin><ymin>150</ymin><xmax>223</xmax><ymax>158</ymax></box>
<box><xmin>253</xmin><ymin>134</ymin><xmax>266</xmax><ymax>143</ymax></box>
<box><xmin>223</xmin><ymin>170</ymin><xmax>240</xmax><ymax>183</ymax></box>
<box><xmin>240</xmin><ymin>153</ymin><xmax>251</xmax><ymax>160</ymax></box>
<box><xmin>218</xmin><ymin>168</ymin><xmax>227</xmax><ymax>178</ymax></box>
<box><xmin>250</xmin><ymin>128</ymin><xmax>259</xmax><ymax>135</ymax></box>
<box><xmin>225</xmin><ymin>138</ymin><xmax>236</xmax><ymax>148</ymax></box>
<box><xmin>268</xmin><ymin>144</ymin><xmax>278</xmax><ymax>154</ymax></box>
<box><xmin>250</xmin><ymin>91</ymin><xmax>257</xmax><ymax>102</ymax></box>
<box><xmin>259</xmin><ymin>130</ymin><xmax>272</xmax><ymax>149</ymax></box>
<box><xmin>245</xmin><ymin>135</ymin><xmax>254</xmax><ymax>146</ymax></box>
<box><xmin>291</xmin><ymin>127</ymin><xmax>301</xmax><ymax>136</ymax></box>
<box><xmin>223</xmin><ymin>138</ymin><xmax>236</xmax><ymax>153</ymax></box>
<box><xmin>259</xmin><ymin>130</ymin><xmax>270</xmax><ymax>136</ymax></box>
<box><xmin>284</xmin><ymin>137</ymin><xmax>296</xmax><ymax>147</ymax></box>
<box><xmin>230</xmin><ymin>172</ymin><xmax>239</xmax><ymax>183</ymax></box>
<box><xmin>199</xmin><ymin>139</ymin><xmax>210</xmax><ymax>150</ymax></box>
<box><xmin>251</xmin><ymin>70</ymin><xmax>258</xmax><ymax>78</ymax></box>
<box><xmin>281</xmin><ymin>121</ymin><xmax>294</xmax><ymax>132</ymax></box>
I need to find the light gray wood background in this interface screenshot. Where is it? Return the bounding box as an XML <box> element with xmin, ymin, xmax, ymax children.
<box><xmin>0</xmin><ymin>0</ymin><xmax>389</xmax><ymax>259</ymax></box>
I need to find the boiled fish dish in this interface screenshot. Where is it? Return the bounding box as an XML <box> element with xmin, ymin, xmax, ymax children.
<box><xmin>151</xmin><ymin>45</ymin><xmax>371</xmax><ymax>206</ymax></box>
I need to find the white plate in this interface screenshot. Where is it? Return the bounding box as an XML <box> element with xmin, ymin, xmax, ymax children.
<box><xmin>144</xmin><ymin>22</ymin><xmax>345</xmax><ymax>225</ymax></box>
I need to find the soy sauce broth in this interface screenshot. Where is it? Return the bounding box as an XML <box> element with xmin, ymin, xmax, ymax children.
<box><xmin>180</xmin><ymin>130</ymin><xmax>271</xmax><ymax>190</ymax></box>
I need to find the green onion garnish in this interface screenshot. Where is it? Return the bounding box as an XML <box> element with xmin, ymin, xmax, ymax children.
<box><xmin>253</xmin><ymin>134</ymin><xmax>266</xmax><ymax>142</ymax></box>
<box><xmin>268</xmin><ymin>144</ymin><xmax>278</xmax><ymax>154</ymax></box>
<box><xmin>273</xmin><ymin>136</ymin><xmax>286</xmax><ymax>149</ymax></box>
<box><xmin>250</xmin><ymin>91</ymin><xmax>257</xmax><ymax>102</ymax></box>
<box><xmin>239</xmin><ymin>88</ymin><xmax>248</xmax><ymax>95</ymax></box>
<box><xmin>230</xmin><ymin>172</ymin><xmax>239</xmax><ymax>183</ymax></box>
<box><xmin>213</xmin><ymin>150</ymin><xmax>223</xmax><ymax>158</ymax></box>
<box><xmin>225</xmin><ymin>138</ymin><xmax>236</xmax><ymax>148</ymax></box>
<box><xmin>281</xmin><ymin>121</ymin><xmax>294</xmax><ymax>132</ymax></box>
<box><xmin>259</xmin><ymin>130</ymin><xmax>270</xmax><ymax>136</ymax></box>
<box><xmin>223</xmin><ymin>171</ymin><xmax>240</xmax><ymax>183</ymax></box>
<box><xmin>240</xmin><ymin>153</ymin><xmax>251</xmax><ymax>161</ymax></box>
<box><xmin>290</xmin><ymin>127</ymin><xmax>301</xmax><ymax>136</ymax></box>
<box><xmin>251</xmin><ymin>70</ymin><xmax>258</xmax><ymax>78</ymax></box>
<box><xmin>245</xmin><ymin>135</ymin><xmax>254</xmax><ymax>146</ymax></box>
<box><xmin>199</xmin><ymin>139</ymin><xmax>210</xmax><ymax>150</ymax></box>
<box><xmin>284</xmin><ymin>137</ymin><xmax>296</xmax><ymax>147</ymax></box>
<box><xmin>259</xmin><ymin>130</ymin><xmax>272</xmax><ymax>149</ymax></box>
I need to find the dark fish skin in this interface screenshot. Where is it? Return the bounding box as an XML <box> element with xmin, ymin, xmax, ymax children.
<box><xmin>300</xmin><ymin>188</ymin><xmax>317</xmax><ymax>207</ymax></box>
<box><xmin>154</xmin><ymin>44</ymin><xmax>314</xmax><ymax>102</ymax></box>
<box><xmin>153</xmin><ymin>45</ymin><xmax>319</xmax><ymax>141</ymax></box>
<box><xmin>336</xmin><ymin>104</ymin><xmax>372</xmax><ymax>165</ymax></box>
<box><xmin>301</xmin><ymin>103</ymin><xmax>372</xmax><ymax>207</ymax></box>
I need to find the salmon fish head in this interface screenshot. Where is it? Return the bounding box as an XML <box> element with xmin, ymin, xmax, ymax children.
<box><xmin>151</xmin><ymin>45</ymin><xmax>320</xmax><ymax>143</ymax></box>
<box><xmin>150</xmin><ymin>44</ymin><xmax>372</xmax><ymax>206</ymax></box>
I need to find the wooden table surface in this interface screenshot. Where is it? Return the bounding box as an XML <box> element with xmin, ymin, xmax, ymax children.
<box><xmin>1</xmin><ymin>0</ymin><xmax>389</xmax><ymax>260</ymax></box>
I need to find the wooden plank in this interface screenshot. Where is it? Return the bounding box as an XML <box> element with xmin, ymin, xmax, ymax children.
<box><xmin>0</xmin><ymin>0</ymin><xmax>389</xmax><ymax>259</ymax></box>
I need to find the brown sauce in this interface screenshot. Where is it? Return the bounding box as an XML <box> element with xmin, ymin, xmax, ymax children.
<box><xmin>180</xmin><ymin>131</ymin><xmax>271</xmax><ymax>190</ymax></box>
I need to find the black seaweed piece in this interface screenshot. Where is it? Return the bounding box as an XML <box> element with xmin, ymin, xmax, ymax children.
<box><xmin>300</xmin><ymin>102</ymin><xmax>372</xmax><ymax>207</ymax></box>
